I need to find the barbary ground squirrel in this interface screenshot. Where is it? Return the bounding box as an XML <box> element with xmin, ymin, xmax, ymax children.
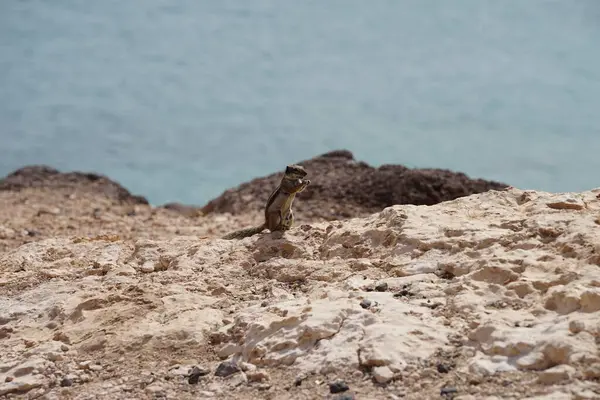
<box><xmin>221</xmin><ymin>165</ymin><xmax>310</xmax><ymax>240</ymax></box>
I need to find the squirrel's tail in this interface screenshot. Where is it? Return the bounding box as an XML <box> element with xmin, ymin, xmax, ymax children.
<box><xmin>221</xmin><ymin>225</ymin><xmax>266</xmax><ymax>240</ymax></box>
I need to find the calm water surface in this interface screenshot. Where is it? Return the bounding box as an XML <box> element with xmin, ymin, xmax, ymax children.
<box><xmin>1</xmin><ymin>0</ymin><xmax>599</xmax><ymax>204</ymax></box>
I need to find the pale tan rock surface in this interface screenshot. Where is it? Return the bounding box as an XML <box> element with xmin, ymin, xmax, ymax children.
<box><xmin>1</xmin><ymin>186</ymin><xmax>600</xmax><ymax>399</ymax></box>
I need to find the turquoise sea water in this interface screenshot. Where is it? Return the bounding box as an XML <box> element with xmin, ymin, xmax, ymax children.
<box><xmin>1</xmin><ymin>0</ymin><xmax>599</xmax><ymax>205</ymax></box>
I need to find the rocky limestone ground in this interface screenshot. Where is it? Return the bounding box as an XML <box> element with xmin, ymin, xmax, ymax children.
<box><xmin>0</xmin><ymin>152</ymin><xmax>507</xmax><ymax>254</ymax></box>
<box><xmin>1</xmin><ymin>179</ymin><xmax>600</xmax><ymax>399</ymax></box>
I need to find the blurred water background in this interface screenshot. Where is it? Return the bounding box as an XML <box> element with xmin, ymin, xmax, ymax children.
<box><xmin>1</xmin><ymin>0</ymin><xmax>599</xmax><ymax>205</ymax></box>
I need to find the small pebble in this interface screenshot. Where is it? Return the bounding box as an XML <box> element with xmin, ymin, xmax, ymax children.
<box><xmin>239</xmin><ymin>362</ymin><xmax>256</xmax><ymax>372</ymax></box>
<box><xmin>569</xmin><ymin>320</ymin><xmax>585</xmax><ymax>334</ymax></box>
<box><xmin>440</xmin><ymin>387</ymin><xmax>458</xmax><ymax>396</ymax></box>
<box><xmin>46</xmin><ymin>322</ymin><xmax>59</xmax><ymax>329</ymax></box>
<box><xmin>360</xmin><ymin>299</ymin><xmax>372</xmax><ymax>309</ymax></box>
<box><xmin>257</xmin><ymin>383</ymin><xmax>272</xmax><ymax>391</ymax></box>
<box><xmin>140</xmin><ymin>262</ymin><xmax>155</xmax><ymax>273</ymax></box>
<box><xmin>188</xmin><ymin>366</ymin><xmax>210</xmax><ymax>384</ymax></box>
<box><xmin>60</xmin><ymin>377</ymin><xmax>73</xmax><ymax>387</ymax></box>
<box><xmin>329</xmin><ymin>380</ymin><xmax>349</xmax><ymax>393</ymax></box>
<box><xmin>215</xmin><ymin>361</ymin><xmax>240</xmax><ymax>377</ymax></box>
<box><xmin>47</xmin><ymin>352</ymin><xmax>63</xmax><ymax>362</ymax></box>
<box><xmin>373</xmin><ymin>366</ymin><xmax>394</xmax><ymax>384</ymax></box>
<box><xmin>436</xmin><ymin>363</ymin><xmax>451</xmax><ymax>373</ymax></box>
<box><xmin>375</xmin><ymin>282</ymin><xmax>388</xmax><ymax>292</ymax></box>
<box><xmin>393</xmin><ymin>289</ymin><xmax>411</xmax><ymax>297</ymax></box>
